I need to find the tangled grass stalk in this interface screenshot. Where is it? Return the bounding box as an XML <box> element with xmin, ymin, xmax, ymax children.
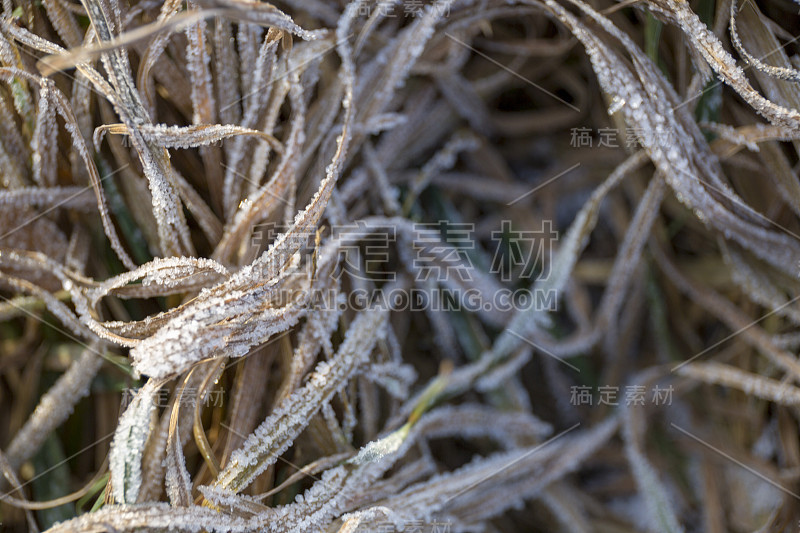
<box><xmin>1</xmin><ymin>0</ymin><xmax>800</xmax><ymax>531</ymax></box>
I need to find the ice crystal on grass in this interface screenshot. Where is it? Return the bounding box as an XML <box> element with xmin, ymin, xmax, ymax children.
<box><xmin>213</xmin><ymin>309</ymin><xmax>388</xmax><ymax>494</ymax></box>
<box><xmin>109</xmin><ymin>379</ymin><xmax>162</xmax><ymax>504</ymax></box>
<box><xmin>3</xmin><ymin>0</ymin><xmax>800</xmax><ymax>530</ymax></box>
<box><xmin>5</xmin><ymin>343</ymin><xmax>104</xmax><ymax>471</ymax></box>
